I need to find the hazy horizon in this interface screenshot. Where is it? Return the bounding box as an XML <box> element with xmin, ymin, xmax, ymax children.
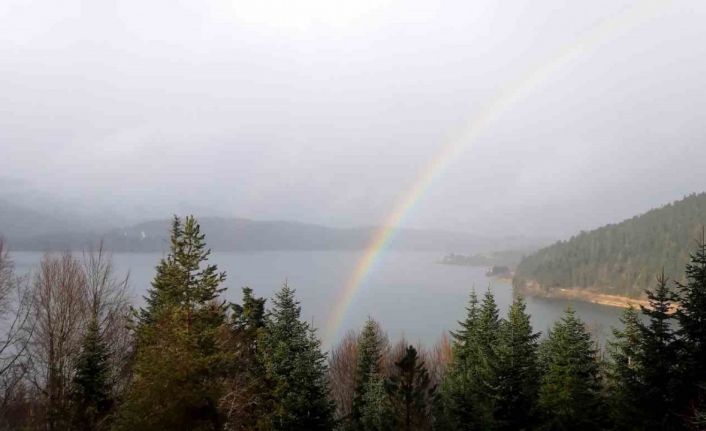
<box><xmin>3</xmin><ymin>0</ymin><xmax>706</xmax><ymax>238</ymax></box>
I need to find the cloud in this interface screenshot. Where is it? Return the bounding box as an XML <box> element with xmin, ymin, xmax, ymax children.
<box><xmin>1</xmin><ymin>0</ymin><xmax>705</xmax><ymax>237</ymax></box>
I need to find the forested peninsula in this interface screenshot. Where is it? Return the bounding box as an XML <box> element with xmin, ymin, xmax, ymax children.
<box><xmin>514</xmin><ymin>193</ymin><xmax>706</xmax><ymax>302</ymax></box>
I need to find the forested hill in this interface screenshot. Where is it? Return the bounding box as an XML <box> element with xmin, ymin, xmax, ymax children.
<box><xmin>514</xmin><ymin>193</ymin><xmax>706</xmax><ymax>298</ymax></box>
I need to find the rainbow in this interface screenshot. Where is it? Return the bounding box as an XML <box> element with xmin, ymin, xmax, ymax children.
<box><xmin>322</xmin><ymin>0</ymin><xmax>670</xmax><ymax>344</ymax></box>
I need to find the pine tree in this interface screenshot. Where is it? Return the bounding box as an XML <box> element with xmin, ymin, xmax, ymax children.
<box><xmin>350</xmin><ymin>318</ymin><xmax>390</xmax><ymax>430</ymax></box>
<box><xmin>116</xmin><ymin>215</ymin><xmax>229</xmax><ymax>430</ymax></box>
<box><xmin>473</xmin><ymin>289</ymin><xmax>502</xmax><ymax>428</ymax></box>
<box><xmin>222</xmin><ymin>287</ymin><xmax>269</xmax><ymax>430</ymax></box>
<box><xmin>434</xmin><ymin>291</ymin><xmax>481</xmax><ymax>430</ymax></box>
<box><xmin>140</xmin><ymin>215</ymin><xmax>225</xmax><ymax>325</ymax></box>
<box><xmin>259</xmin><ymin>283</ymin><xmax>334</xmax><ymax>430</ymax></box>
<box><xmin>117</xmin><ymin>305</ymin><xmax>228</xmax><ymax>430</ymax></box>
<box><xmin>450</xmin><ymin>290</ymin><xmax>481</xmax><ymax>353</ymax></box>
<box><xmin>606</xmin><ymin>306</ymin><xmax>645</xmax><ymax>430</ymax></box>
<box><xmin>359</xmin><ymin>378</ymin><xmax>394</xmax><ymax>431</ymax></box>
<box><xmin>537</xmin><ymin>308</ymin><xmax>602</xmax><ymax>430</ymax></box>
<box><xmin>386</xmin><ymin>345</ymin><xmax>435</xmax><ymax>431</ymax></box>
<box><xmin>494</xmin><ymin>296</ymin><xmax>540</xmax><ymax>430</ymax></box>
<box><xmin>675</xmin><ymin>231</ymin><xmax>706</xmax><ymax>411</ymax></box>
<box><xmin>71</xmin><ymin>317</ymin><xmax>112</xmax><ymax>431</ymax></box>
<box><xmin>230</xmin><ymin>287</ymin><xmax>267</xmax><ymax>353</ymax></box>
<box><xmin>638</xmin><ymin>270</ymin><xmax>681</xmax><ymax>430</ymax></box>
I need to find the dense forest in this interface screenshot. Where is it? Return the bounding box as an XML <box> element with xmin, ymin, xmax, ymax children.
<box><xmin>514</xmin><ymin>192</ymin><xmax>706</xmax><ymax>297</ymax></box>
<box><xmin>2</xmin><ymin>215</ymin><xmax>706</xmax><ymax>430</ymax></box>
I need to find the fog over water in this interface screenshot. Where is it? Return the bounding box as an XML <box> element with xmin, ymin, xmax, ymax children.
<box><xmin>12</xmin><ymin>250</ymin><xmax>622</xmax><ymax>347</ymax></box>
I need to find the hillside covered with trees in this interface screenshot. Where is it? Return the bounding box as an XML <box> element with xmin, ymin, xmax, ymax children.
<box><xmin>514</xmin><ymin>193</ymin><xmax>706</xmax><ymax>298</ymax></box>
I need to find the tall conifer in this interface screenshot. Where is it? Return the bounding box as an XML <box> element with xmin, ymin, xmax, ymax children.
<box><xmin>675</xmin><ymin>231</ymin><xmax>706</xmax><ymax>410</ymax></box>
<box><xmin>351</xmin><ymin>318</ymin><xmax>391</xmax><ymax>430</ymax></box>
<box><xmin>386</xmin><ymin>345</ymin><xmax>435</xmax><ymax>430</ymax></box>
<box><xmin>537</xmin><ymin>308</ymin><xmax>602</xmax><ymax>430</ymax></box>
<box><xmin>116</xmin><ymin>215</ymin><xmax>229</xmax><ymax>430</ymax></box>
<box><xmin>259</xmin><ymin>283</ymin><xmax>334</xmax><ymax>430</ymax></box>
<box><xmin>71</xmin><ymin>317</ymin><xmax>112</xmax><ymax>430</ymax></box>
<box><xmin>638</xmin><ymin>270</ymin><xmax>680</xmax><ymax>429</ymax></box>
<box><xmin>435</xmin><ymin>291</ymin><xmax>481</xmax><ymax>430</ymax></box>
<box><xmin>606</xmin><ymin>306</ymin><xmax>645</xmax><ymax>430</ymax></box>
<box><xmin>494</xmin><ymin>296</ymin><xmax>540</xmax><ymax>430</ymax></box>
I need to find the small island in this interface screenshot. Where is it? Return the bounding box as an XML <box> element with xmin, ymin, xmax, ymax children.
<box><xmin>485</xmin><ymin>265</ymin><xmax>513</xmax><ymax>278</ymax></box>
<box><xmin>438</xmin><ymin>250</ymin><xmax>526</xmax><ymax>268</ymax></box>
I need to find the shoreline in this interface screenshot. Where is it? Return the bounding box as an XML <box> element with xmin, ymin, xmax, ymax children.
<box><xmin>515</xmin><ymin>281</ymin><xmax>650</xmax><ymax>309</ymax></box>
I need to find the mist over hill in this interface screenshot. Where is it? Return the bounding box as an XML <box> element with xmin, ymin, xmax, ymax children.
<box><xmin>514</xmin><ymin>193</ymin><xmax>706</xmax><ymax>297</ymax></box>
<box><xmin>0</xmin><ymin>201</ymin><xmax>551</xmax><ymax>253</ymax></box>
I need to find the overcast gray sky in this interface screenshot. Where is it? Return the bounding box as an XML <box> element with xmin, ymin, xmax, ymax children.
<box><xmin>2</xmin><ymin>0</ymin><xmax>706</xmax><ymax>237</ymax></box>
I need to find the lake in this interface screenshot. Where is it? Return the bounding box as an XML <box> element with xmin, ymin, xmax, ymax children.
<box><xmin>11</xmin><ymin>250</ymin><xmax>624</xmax><ymax>348</ymax></box>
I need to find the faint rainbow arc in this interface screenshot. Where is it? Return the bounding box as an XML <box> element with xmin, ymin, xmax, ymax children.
<box><xmin>322</xmin><ymin>0</ymin><xmax>670</xmax><ymax>343</ymax></box>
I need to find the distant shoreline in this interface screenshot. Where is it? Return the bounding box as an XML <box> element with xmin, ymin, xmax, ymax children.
<box><xmin>515</xmin><ymin>281</ymin><xmax>649</xmax><ymax>309</ymax></box>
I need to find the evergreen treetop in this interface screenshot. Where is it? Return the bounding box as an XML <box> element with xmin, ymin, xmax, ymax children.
<box><xmin>141</xmin><ymin>215</ymin><xmax>226</xmax><ymax>324</ymax></box>
<box><xmin>538</xmin><ymin>307</ymin><xmax>602</xmax><ymax>430</ymax></box>
<box><xmin>259</xmin><ymin>283</ymin><xmax>335</xmax><ymax>430</ymax></box>
<box><xmin>71</xmin><ymin>317</ymin><xmax>112</xmax><ymax>431</ymax></box>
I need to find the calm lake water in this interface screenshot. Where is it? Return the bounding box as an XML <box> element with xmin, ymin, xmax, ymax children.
<box><xmin>11</xmin><ymin>250</ymin><xmax>624</xmax><ymax>348</ymax></box>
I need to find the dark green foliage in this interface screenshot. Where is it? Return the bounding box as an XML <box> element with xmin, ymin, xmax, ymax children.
<box><xmin>537</xmin><ymin>308</ymin><xmax>602</xmax><ymax>430</ymax></box>
<box><xmin>386</xmin><ymin>345</ymin><xmax>435</xmax><ymax>431</ymax></box>
<box><xmin>259</xmin><ymin>283</ymin><xmax>335</xmax><ymax>430</ymax></box>
<box><xmin>222</xmin><ymin>287</ymin><xmax>269</xmax><ymax>430</ymax></box>
<box><xmin>434</xmin><ymin>291</ymin><xmax>481</xmax><ymax>430</ymax></box>
<box><xmin>351</xmin><ymin>318</ymin><xmax>391</xmax><ymax>431</ymax></box>
<box><xmin>515</xmin><ymin>193</ymin><xmax>706</xmax><ymax>297</ymax></box>
<box><xmin>436</xmin><ymin>290</ymin><xmax>528</xmax><ymax>430</ymax></box>
<box><xmin>358</xmin><ymin>378</ymin><xmax>394</xmax><ymax>431</ymax></box>
<box><xmin>71</xmin><ymin>317</ymin><xmax>112</xmax><ymax>430</ymax></box>
<box><xmin>116</xmin><ymin>215</ymin><xmax>230</xmax><ymax>430</ymax></box>
<box><xmin>230</xmin><ymin>287</ymin><xmax>267</xmax><ymax>348</ymax></box>
<box><xmin>140</xmin><ymin>215</ymin><xmax>226</xmax><ymax>325</ymax></box>
<box><xmin>675</xmin><ymin>232</ymin><xmax>706</xmax><ymax>408</ymax></box>
<box><xmin>116</xmin><ymin>306</ymin><xmax>229</xmax><ymax>430</ymax></box>
<box><xmin>472</xmin><ymin>289</ymin><xmax>502</xmax><ymax>428</ymax></box>
<box><xmin>606</xmin><ymin>306</ymin><xmax>644</xmax><ymax>430</ymax></box>
<box><xmin>637</xmin><ymin>271</ymin><xmax>681</xmax><ymax>430</ymax></box>
<box><xmin>493</xmin><ymin>296</ymin><xmax>540</xmax><ymax>430</ymax></box>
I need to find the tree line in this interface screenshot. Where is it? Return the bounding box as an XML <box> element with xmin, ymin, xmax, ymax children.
<box><xmin>515</xmin><ymin>192</ymin><xmax>706</xmax><ymax>297</ymax></box>
<box><xmin>1</xmin><ymin>215</ymin><xmax>706</xmax><ymax>429</ymax></box>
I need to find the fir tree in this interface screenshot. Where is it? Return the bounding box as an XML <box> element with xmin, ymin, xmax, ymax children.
<box><xmin>473</xmin><ymin>289</ymin><xmax>502</xmax><ymax>428</ymax></box>
<box><xmin>537</xmin><ymin>308</ymin><xmax>602</xmax><ymax>430</ymax></box>
<box><xmin>434</xmin><ymin>290</ymin><xmax>481</xmax><ymax>431</ymax></box>
<box><xmin>494</xmin><ymin>296</ymin><xmax>540</xmax><ymax>430</ymax></box>
<box><xmin>117</xmin><ymin>305</ymin><xmax>228</xmax><ymax>430</ymax></box>
<box><xmin>359</xmin><ymin>378</ymin><xmax>394</xmax><ymax>431</ymax></box>
<box><xmin>386</xmin><ymin>345</ymin><xmax>435</xmax><ymax>431</ymax></box>
<box><xmin>230</xmin><ymin>287</ymin><xmax>267</xmax><ymax>352</ymax></box>
<box><xmin>606</xmin><ymin>306</ymin><xmax>645</xmax><ymax>430</ymax></box>
<box><xmin>675</xmin><ymin>231</ymin><xmax>706</xmax><ymax>410</ymax></box>
<box><xmin>222</xmin><ymin>287</ymin><xmax>269</xmax><ymax>430</ymax></box>
<box><xmin>259</xmin><ymin>283</ymin><xmax>334</xmax><ymax>430</ymax></box>
<box><xmin>116</xmin><ymin>215</ymin><xmax>229</xmax><ymax>430</ymax></box>
<box><xmin>70</xmin><ymin>317</ymin><xmax>112</xmax><ymax>431</ymax></box>
<box><xmin>638</xmin><ymin>270</ymin><xmax>681</xmax><ymax>430</ymax></box>
<box><xmin>351</xmin><ymin>318</ymin><xmax>390</xmax><ymax>430</ymax></box>
<box><xmin>140</xmin><ymin>215</ymin><xmax>225</xmax><ymax>325</ymax></box>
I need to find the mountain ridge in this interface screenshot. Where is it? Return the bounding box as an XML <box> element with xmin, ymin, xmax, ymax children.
<box><xmin>0</xmin><ymin>204</ymin><xmax>551</xmax><ymax>253</ymax></box>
